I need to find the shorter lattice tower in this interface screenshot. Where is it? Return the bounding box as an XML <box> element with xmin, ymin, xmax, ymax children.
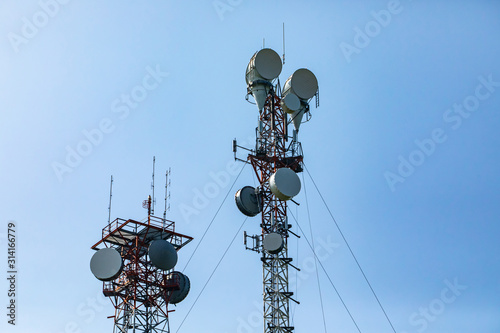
<box><xmin>90</xmin><ymin>165</ymin><xmax>193</xmax><ymax>333</ymax></box>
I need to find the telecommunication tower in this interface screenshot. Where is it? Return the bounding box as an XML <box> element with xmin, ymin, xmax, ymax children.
<box><xmin>234</xmin><ymin>48</ymin><xmax>318</xmax><ymax>332</ymax></box>
<box><xmin>90</xmin><ymin>166</ymin><xmax>193</xmax><ymax>333</ymax></box>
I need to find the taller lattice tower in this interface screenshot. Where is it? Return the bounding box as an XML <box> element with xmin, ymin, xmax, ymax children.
<box><xmin>234</xmin><ymin>48</ymin><xmax>318</xmax><ymax>332</ymax></box>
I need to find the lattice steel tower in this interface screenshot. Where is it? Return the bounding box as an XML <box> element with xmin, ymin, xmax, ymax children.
<box><xmin>234</xmin><ymin>48</ymin><xmax>318</xmax><ymax>333</ymax></box>
<box><xmin>90</xmin><ymin>168</ymin><xmax>193</xmax><ymax>333</ymax></box>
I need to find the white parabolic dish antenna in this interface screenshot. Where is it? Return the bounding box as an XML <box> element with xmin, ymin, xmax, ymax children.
<box><xmin>168</xmin><ymin>271</ymin><xmax>190</xmax><ymax>304</ymax></box>
<box><xmin>90</xmin><ymin>247</ymin><xmax>124</xmax><ymax>281</ymax></box>
<box><xmin>283</xmin><ymin>68</ymin><xmax>318</xmax><ymax>101</ymax></box>
<box><xmin>235</xmin><ymin>186</ymin><xmax>260</xmax><ymax>217</ymax></box>
<box><xmin>245</xmin><ymin>48</ymin><xmax>283</xmax><ymax>83</ymax></box>
<box><xmin>246</xmin><ymin>48</ymin><xmax>282</xmax><ymax>111</ymax></box>
<box><xmin>263</xmin><ymin>233</ymin><xmax>284</xmax><ymax>254</ymax></box>
<box><xmin>149</xmin><ymin>240</ymin><xmax>178</xmax><ymax>271</ymax></box>
<box><xmin>269</xmin><ymin>167</ymin><xmax>301</xmax><ymax>201</ymax></box>
<box><xmin>281</xmin><ymin>93</ymin><xmax>301</xmax><ymax>114</ymax></box>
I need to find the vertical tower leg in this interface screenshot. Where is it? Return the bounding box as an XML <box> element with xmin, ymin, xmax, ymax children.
<box><xmin>248</xmin><ymin>90</ymin><xmax>299</xmax><ymax>333</ymax></box>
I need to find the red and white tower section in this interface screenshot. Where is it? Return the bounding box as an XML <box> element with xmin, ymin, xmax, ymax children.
<box><xmin>90</xmin><ymin>193</ymin><xmax>192</xmax><ymax>333</ymax></box>
<box><xmin>234</xmin><ymin>48</ymin><xmax>318</xmax><ymax>333</ymax></box>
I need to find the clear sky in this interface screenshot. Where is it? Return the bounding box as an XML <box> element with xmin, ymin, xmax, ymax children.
<box><xmin>1</xmin><ymin>0</ymin><xmax>499</xmax><ymax>332</ymax></box>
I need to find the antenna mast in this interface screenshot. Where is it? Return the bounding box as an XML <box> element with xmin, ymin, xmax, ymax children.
<box><xmin>163</xmin><ymin>168</ymin><xmax>171</xmax><ymax>222</ymax></box>
<box><xmin>107</xmin><ymin>175</ymin><xmax>113</xmax><ymax>224</ymax></box>
<box><xmin>282</xmin><ymin>23</ymin><xmax>285</xmax><ymax>64</ymax></box>
<box><xmin>151</xmin><ymin>156</ymin><xmax>156</xmax><ymax>215</ymax></box>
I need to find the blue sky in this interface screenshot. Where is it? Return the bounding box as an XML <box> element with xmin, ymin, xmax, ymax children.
<box><xmin>1</xmin><ymin>0</ymin><xmax>499</xmax><ymax>332</ymax></box>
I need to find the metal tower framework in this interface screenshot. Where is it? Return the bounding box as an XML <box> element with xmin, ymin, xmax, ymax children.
<box><xmin>247</xmin><ymin>86</ymin><xmax>303</xmax><ymax>333</ymax></box>
<box><xmin>91</xmin><ymin>198</ymin><xmax>193</xmax><ymax>333</ymax></box>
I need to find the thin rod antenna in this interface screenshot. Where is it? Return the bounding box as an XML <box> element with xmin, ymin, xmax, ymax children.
<box><xmin>151</xmin><ymin>156</ymin><xmax>156</xmax><ymax>215</ymax></box>
<box><xmin>163</xmin><ymin>168</ymin><xmax>171</xmax><ymax>222</ymax></box>
<box><xmin>263</xmin><ymin>38</ymin><xmax>265</xmax><ymax>48</ymax></box>
<box><xmin>107</xmin><ymin>175</ymin><xmax>113</xmax><ymax>224</ymax></box>
<box><xmin>282</xmin><ymin>22</ymin><xmax>286</xmax><ymax>64</ymax></box>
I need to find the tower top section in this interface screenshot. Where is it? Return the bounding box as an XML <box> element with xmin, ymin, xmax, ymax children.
<box><xmin>245</xmin><ymin>47</ymin><xmax>318</xmax><ymax>132</ymax></box>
